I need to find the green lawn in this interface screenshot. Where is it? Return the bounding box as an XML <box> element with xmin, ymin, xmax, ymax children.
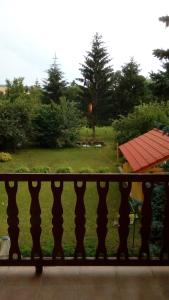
<box><xmin>0</xmin><ymin>127</ymin><xmax>140</xmax><ymax>256</ymax></box>
<box><xmin>0</xmin><ymin>126</ymin><xmax>116</xmax><ymax>173</ymax></box>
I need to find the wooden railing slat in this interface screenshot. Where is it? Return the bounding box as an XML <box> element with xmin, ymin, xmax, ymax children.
<box><xmin>51</xmin><ymin>181</ymin><xmax>64</xmax><ymax>259</ymax></box>
<box><xmin>96</xmin><ymin>181</ymin><xmax>109</xmax><ymax>259</ymax></box>
<box><xmin>28</xmin><ymin>181</ymin><xmax>42</xmax><ymax>260</ymax></box>
<box><xmin>139</xmin><ymin>182</ymin><xmax>153</xmax><ymax>259</ymax></box>
<box><xmin>117</xmin><ymin>181</ymin><xmax>131</xmax><ymax>259</ymax></box>
<box><xmin>5</xmin><ymin>181</ymin><xmax>21</xmax><ymax>260</ymax></box>
<box><xmin>74</xmin><ymin>181</ymin><xmax>86</xmax><ymax>259</ymax></box>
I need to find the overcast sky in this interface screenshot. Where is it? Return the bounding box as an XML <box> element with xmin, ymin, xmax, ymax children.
<box><xmin>0</xmin><ymin>0</ymin><xmax>168</xmax><ymax>85</ymax></box>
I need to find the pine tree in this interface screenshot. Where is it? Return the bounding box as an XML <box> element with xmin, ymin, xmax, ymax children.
<box><xmin>43</xmin><ymin>57</ymin><xmax>66</xmax><ymax>104</ymax></box>
<box><xmin>150</xmin><ymin>16</ymin><xmax>169</xmax><ymax>101</ymax></box>
<box><xmin>79</xmin><ymin>33</ymin><xmax>114</xmax><ymax>136</ymax></box>
<box><xmin>153</xmin><ymin>16</ymin><xmax>169</xmax><ymax>60</ymax></box>
<box><xmin>113</xmin><ymin>58</ymin><xmax>147</xmax><ymax>116</ymax></box>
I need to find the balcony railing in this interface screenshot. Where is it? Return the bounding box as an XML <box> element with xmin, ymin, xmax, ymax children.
<box><xmin>0</xmin><ymin>173</ymin><xmax>169</xmax><ymax>274</ymax></box>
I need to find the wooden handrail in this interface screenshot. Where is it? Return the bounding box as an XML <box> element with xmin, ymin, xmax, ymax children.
<box><xmin>0</xmin><ymin>172</ymin><xmax>169</xmax><ymax>181</ymax></box>
<box><xmin>0</xmin><ymin>172</ymin><xmax>168</xmax><ymax>274</ymax></box>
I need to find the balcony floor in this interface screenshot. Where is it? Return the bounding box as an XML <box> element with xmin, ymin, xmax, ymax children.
<box><xmin>0</xmin><ymin>266</ymin><xmax>168</xmax><ymax>300</ymax></box>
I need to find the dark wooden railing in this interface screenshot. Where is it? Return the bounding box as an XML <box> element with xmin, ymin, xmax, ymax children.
<box><xmin>0</xmin><ymin>173</ymin><xmax>169</xmax><ymax>274</ymax></box>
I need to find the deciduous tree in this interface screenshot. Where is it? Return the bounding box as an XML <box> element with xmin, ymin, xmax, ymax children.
<box><xmin>5</xmin><ymin>77</ymin><xmax>26</xmax><ymax>102</ymax></box>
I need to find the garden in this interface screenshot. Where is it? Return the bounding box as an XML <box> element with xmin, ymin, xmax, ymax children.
<box><xmin>0</xmin><ymin>127</ymin><xmax>112</xmax><ymax>255</ymax></box>
<box><xmin>0</xmin><ymin>17</ymin><xmax>168</xmax><ymax>257</ymax></box>
<box><xmin>0</xmin><ymin>126</ymin><xmax>142</xmax><ymax>257</ymax></box>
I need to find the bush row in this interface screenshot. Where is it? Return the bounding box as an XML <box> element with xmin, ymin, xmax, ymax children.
<box><xmin>0</xmin><ymin>97</ymin><xmax>85</xmax><ymax>152</ymax></box>
<box><xmin>14</xmin><ymin>166</ymin><xmax>112</xmax><ymax>173</ymax></box>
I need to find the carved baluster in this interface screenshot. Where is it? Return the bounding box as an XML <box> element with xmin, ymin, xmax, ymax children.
<box><xmin>139</xmin><ymin>182</ymin><xmax>153</xmax><ymax>259</ymax></box>
<box><xmin>28</xmin><ymin>181</ymin><xmax>42</xmax><ymax>260</ymax></box>
<box><xmin>5</xmin><ymin>181</ymin><xmax>21</xmax><ymax>260</ymax></box>
<box><xmin>96</xmin><ymin>181</ymin><xmax>109</xmax><ymax>259</ymax></box>
<box><xmin>74</xmin><ymin>181</ymin><xmax>86</xmax><ymax>259</ymax></box>
<box><xmin>117</xmin><ymin>181</ymin><xmax>131</xmax><ymax>260</ymax></box>
<box><xmin>160</xmin><ymin>182</ymin><xmax>169</xmax><ymax>260</ymax></box>
<box><xmin>51</xmin><ymin>181</ymin><xmax>64</xmax><ymax>259</ymax></box>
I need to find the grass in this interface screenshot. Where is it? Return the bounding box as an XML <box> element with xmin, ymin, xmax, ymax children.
<box><xmin>0</xmin><ymin>127</ymin><xmax>116</xmax><ymax>173</ymax></box>
<box><xmin>0</xmin><ymin>126</ymin><xmax>139</xmax><ymax>256</ymax></box>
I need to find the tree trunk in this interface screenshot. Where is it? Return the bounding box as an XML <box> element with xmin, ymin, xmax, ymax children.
<box><xmin>92</xmin><ymin>125</ymin><xmax>96</xmax><ymax>140</ymax></box>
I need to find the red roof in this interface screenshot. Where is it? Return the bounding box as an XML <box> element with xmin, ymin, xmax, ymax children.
<box><xmin>119</xmin><ymin>129</ymin><xmax>169</xmax><ymax>172</ymax></box>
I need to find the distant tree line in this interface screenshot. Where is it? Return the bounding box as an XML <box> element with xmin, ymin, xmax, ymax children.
<box><xmin>0</xmin><ymin>15</ymin><xmax>168</xmax><ymax>150</ymax></box>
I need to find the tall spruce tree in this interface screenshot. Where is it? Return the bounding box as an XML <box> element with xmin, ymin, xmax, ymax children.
<box><xmin>150</xmin><ymin>16</ymin><xmax>169</xmax><ymax>101</ymax></box>
<box><xmin>79</xmin><ymin>33</ymin><xmax>113</xmax><ymax>136</ymax></box>
<box><xmin>43</xmin><ymin>57</ymin><xmax>66</xmax><ymax>104</ymax></box>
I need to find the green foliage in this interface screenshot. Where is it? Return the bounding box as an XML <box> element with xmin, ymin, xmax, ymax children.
<box><xmin>113</xmin><ymin>101</ymin><xmax>169</xmax><ymax>144</ymax></box>
<box><xmin>55</xmin><ymin>166</ymin><xmax>73</xmax><ymax>173</ymax></box>
<box><xmin>79</xmin><ymin>167</ymin><xmax>93</xmax><ymax>173</ymax></box>
<box><xmin>153</xmin><ymin>49</ymin><xmax>169</xmax><ymax>61</ymax></box>
<box><xmin>56</xmin><ymin>97</ymin><xmax>86</xmax><ymax>147</ymax></box>
<box><xmin>32</xmin><ymin>98</ymin><xmax>85</xmax><ymax>148</ymax></box>
<box><xmin>31</xmin><ymin>166</ymin><xmax>51</xmax><ymax>173</ymax></box>
<box><xmin>112</xmin><ymin>58</ymin><xmax>149</xmax><ymax>117</ymax></box>
<box><xmin>151</xmin><ymin>151</ymin><xmax>169</xmax><ymax>255</ymax></box>
<box><xmin>150</xmin><ymin>184</ymin><xmax>166</xmax><ymax>255</ymax></box>
<box><xmin>43</xmin><ymin>58</ymin><xmax>66</xmax><ymax>104</ymax></box>
<box><xmin>27</xmin><ymin>81</ymin><xmax>43</xmax><ymax>105</ymax></box>
<box><xmin>5</xmin><ymin>77</ymin><xmax>27</xmax><ymax>102</ymax></box>
<box><xmin>153</xmin><ymin>16</ymin><xmax>169</xmax><ymax>60</ymax></box>
<box><xmin>64</xmin><ymin>81</ymin><xmax>82</xmax><ymax>106</ymax></box>
<box><xmin>150</xmin><ymin>16</ymin><xmax>169</xmax><ymax>101</ymax></box>
<box><xmin>0</xmin><ymin>101</ymin><xmax>31</xmax><ymax>151</ymax></box>
<box><xmin>32</xmin><ymin>103</ymin><xmax>61</xmax><ymax>148</ymax></box>
<box><xmin>0</xmin><ymin>152</ymin><xmax>12</xmax><ymax>162</ymax></box>
<box><xmin>79</xmin><ymin>33</ymin><xmax>114</xmax><ymax>126</ymax></box>
<box><xmin>159</xmin><ymin>15</ymin><xmax>169</xmax><ymax>27</ymax></box>
<box><xmin>96</xmin><ymin>167</ymin><xmax>111</xmax><ymax>173</ymax></box>
<box><xmin>0</xmin><ymin>93</ymin><xmax>3</xmax><ymax>100</ymax></box>
<box><xmin>161</xmin><ymin>159</ymin><xmax>169</xmax><ymax>170</ymax></box>
<box><xmin>150</xmin><ymin>63</ymin><xmax>169</xmax><ymax>101</ymax></box>
<box><xmin>15</xmin><ymin>166</ymin><xmax>30</xmax><ymax>173</ymax></box>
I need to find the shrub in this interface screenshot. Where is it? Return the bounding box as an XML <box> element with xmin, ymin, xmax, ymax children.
<box><xmin>32</xmin><ymin>104</ymin><xmax>61</xmax><ymax>148</ymax></box>
<box><xmin>15</xmin><ymin>166</ymin><xmax>30</xmax><ymax>173</ymax></box>
<box><xmin>113</xmin><ymin>101</ymin><xmax>169</xmax><ymax>144</ymax></box>
<box><xmin>79</xmin><ymin>167</ymin><xmax>93</xmax><ymax>173</ymax></box>
<box><xmin>96</xmin><ymin>167</ymin><xmax>111</xmax><ymax>173</ymax></box>
<box><xmin>32</xmin><ymin>98</ymin><xmax>86</xmax><ymax>148</ymax></box>
<box><xmin>0</xmin><ymin>152</ymin><xmax>12</xmax><ymax>162</ymax></box>
<box><xmin>55</xmin><ymin>166</ymin><xmax>73</xmax><ymax>173</ymax></box>
<box><xmin>31</xmin><ymin>166</ymin><xmax>51</xmax><ymax>173</ymax></box>
<box><xmin>56</xmin><ymin>97</ymin><xmax>86</xmax><ymax>147</ymax></box>
<box><xmin>0</xmin><ymin>101</ymin><xmax>31</xmax><ymax>151</ymax></box>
